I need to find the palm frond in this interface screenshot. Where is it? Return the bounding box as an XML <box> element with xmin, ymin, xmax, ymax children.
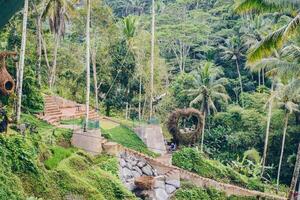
<box><xmin>234</xmin><ymin>0</ymin><xmax>281</xmax><ymax>14</ymax></box>
<box><xmin>235</xmin><ymin>0</ymin><xmax>299</xmax><ymax>14</ymax></box>
<box><xmin>247</xmin><ymin>13</ymin><xmax>300</xmax><ymax>63</ymax></box>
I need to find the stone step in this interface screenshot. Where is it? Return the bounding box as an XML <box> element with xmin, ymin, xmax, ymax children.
<box><xmin>45</xmin><ymin>111</ymin><xmax>62</xmax><ymax>116</ymax></box>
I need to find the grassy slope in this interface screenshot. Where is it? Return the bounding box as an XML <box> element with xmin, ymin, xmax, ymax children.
<box><xmin>172</xmin><ymin>148</ymin><xmax>288</xmax><ymax>196</ymax></box>
<box><xmin>0</xmin><ymin>114</ymin><xmax>136</xmax><ymax>200</ymax></box>
<box><xmin>172</xmin><ymin>182</ymin><xmax>257</xmax><ymax>200</ymax></box>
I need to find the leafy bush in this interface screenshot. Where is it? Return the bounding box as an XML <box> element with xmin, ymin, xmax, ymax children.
<box><xmin>172</xmin><ymin>148</ymin><xmax>265</xmax><ymax>191</ymax></box>
<box><xmin>172</xmin><ymin>182</ymin><xmax>257</xmax><ymax>200</ymax></box>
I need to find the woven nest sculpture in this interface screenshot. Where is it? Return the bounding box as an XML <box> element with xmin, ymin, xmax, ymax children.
<box><xmin>0</xmin><ymin>51</ymin><xmax>17</xmax><ymax>96</ymax></box>
<box><xmin>167</xmin><ymin>108</ymin><xmax>203</xmax><ymax>146</ymax></box>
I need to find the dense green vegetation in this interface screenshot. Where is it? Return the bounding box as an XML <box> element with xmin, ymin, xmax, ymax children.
<box><xmin>173</xmin><ymin>148</ymin><xmax>267</xmax><ymax>192</ymax></box>
<box><xmin>0</xmin><ymin>0</ymin><xmax>300</xmax><ymax>198</ymax></box>
<box><xmin>0</xmin><ymin>115</ymin><xmax>135</xmax><ymax>199</ymax></box>
<box><xmin>172</xmin><ymin>182</ymin><xmax>257</xmax><ymax>200</ymax></box>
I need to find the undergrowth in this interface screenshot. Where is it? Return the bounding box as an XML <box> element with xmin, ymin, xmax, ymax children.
<box><xmin>172</xmin><ymin>148</ymin><xmax>265</xmax><ymax>191</ymax></box>
<box><xmin>0</xmin><ymin>114</ymin><xmax>136</xmax><ymax>199</ymax></box>
<box><xmin>172</xmin><ymin>182</ymin><xmax>259</xmax><ymax>200</ymax></box>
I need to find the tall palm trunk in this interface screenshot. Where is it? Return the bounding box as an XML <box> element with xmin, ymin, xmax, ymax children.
<box><xmin>36</xmin><ymin>12</ymin><xmax>42</xmax><ymax>87</ymax></box>
<box><xmin>16</xmin><ymin>0</ymin><xmax>29</xmax><ymax>123</ymax></box>
<box><xmin>276</xmin><ymin>112</ymin><xmax>289</xmax><ymax>191</ymax></box>
<box><xmin>92</xmin><ymin>48</ymin><xmax>99</xmax><ymax>113</ymax></box>
<box><xmin>258</xmin><ymin>70</ymin><xmax>261</xmax><ymax>86</ymax></box>
<box><xmin>49</xmin><ymin>33</ymin><xmax>60</xmax><ymax>89</ymax></box>
<box><xmin>288</xmin><ymin>144</ymin><xmax>300</xmax><ymax>200</ymax></box>
<box><xmin>200</xmin><ymin>111</ymin><xmax>206</xmax><ymax>153</ymax></box>
<box><xmin>84</xmin><ymin>0</ymin><xmax>91</xmax><ymax>131</ymax></box>
<box><xmin>138</xmin><ymin>76</ymin><xmax>142</xmax><ymax>121</ymax></box>
<box><xmin>41</xmin><ymin>32</ymin><xmax>50</xmax><ymax>70</ymax></box>
<box><xmin>149</xmin><ymin>0</ymin><xmax>155</xmax><ymax>119</ymax></box>
<box><xmin>235</xmin><ymin>59</ymin><xmax>244</xmax><ymax>107</ymax></box>
<box><xmin>261</xmin><ymin>81</ymin><xmax>275</xmax><ymax>177</ymax></box>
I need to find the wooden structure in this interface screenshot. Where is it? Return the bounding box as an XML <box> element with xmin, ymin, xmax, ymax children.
<box><xmin>0</xmin><ymin>52</ymin><xmax>17</xmax><ymax>95</ymax></box>
<box><xmin>134</xmin><ymin>176</ymin><xmax>155</xmax><ymax>190</ymax></box>
<box><xmin>167</xmin><ymin>108</ymin><xmax>203</xmax><ymax>145</ymax></box>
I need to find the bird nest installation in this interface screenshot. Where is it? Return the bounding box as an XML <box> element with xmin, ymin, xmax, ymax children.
<box><xmin>167</xmin><ymin>108</ymin><xmax>203</xmax><ymax>146</ymax></box>
<box><xmin>0</xmin><ymin>51</ymin><xmax>17</xmax><ymax>95</ymax></box>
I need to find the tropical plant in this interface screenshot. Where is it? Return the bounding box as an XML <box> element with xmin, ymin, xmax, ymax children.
<box><xmin>220</xmin><ymin>36</ymin><xmax>245</xmax><ymax>106</ymax></box>
<box><xmin>16</xmin><ymin>0</ymin><xmax>29</xmax><ymax>123</ymax></box>
<box><xmin>189</xmin><ymin>61</ymin><xmax>229</xmax><ymax>152</ymax></box>
<box><xmin>246</xmin><ymin>48</ymin><xmax>299</xmax><ymax>176</ymax></box>
<box><xmin>42</xmin><ymin>0</ymin><xmax>76</xmax><ymax>89</ymax></box>
<box><xmin>84</xmin><ymin>0</ymin><xmax>91</xmax><ymax>131</ymax></box>
<box><xmin>235</xmin><ymin>0</ymin><xmax>300</xmax><ymax>63</ymax></box>
<box><xmin>272</xmin><ymin>79</ymin><xmax>300</xmax><ymax>191</ymax></box>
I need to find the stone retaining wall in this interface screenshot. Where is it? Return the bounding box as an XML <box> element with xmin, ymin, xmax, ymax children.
<box><xmin>105</xmin><ymin>144</ymin><xmax>286</xmax><ymax>200</ymax></box>
<box><xmin>118</xmin><ymin>151</ymin><xmax>180</xmax><ymax>200</ymax></box>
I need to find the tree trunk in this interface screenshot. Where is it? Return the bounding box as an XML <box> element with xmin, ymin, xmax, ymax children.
<box><xmin>258</xmin><ymin>70</ymin><xmax>261</xmax><ymax>87</ymax></box>
<box><xmin>261</xmin><ymin>81</ymin><xmax>274</xmax><ymax>177</ymax></box>
<box><xmin>139</xmin><ymin>76</ymin><xmax>142</xmax><ymax>121</ymax></box>
<box><xmin>149</xmin><ymin>0</ymin><xmax>155</xmax><ymax>119</ymax></box>
<box><xmin>41</xmin><ymin>31</ymin><xmax>50</xmax><ymax>71</ymax></box>
<box><xmin>297</xmin><ymin>181</ymin><xmax>300</xmax><ymax>200</ymax></box>
<box><xmin>276</xmin><ymin>112</ymin><xmax>289</xmax><ymax>192</ymax></box>
<box><xmin>49</xmin><ymin>33</ymin><xmax>60</xmax><ymax>89</ymax></box>
<box><xmin>36</xmin><ymin>14</ymin><xmax>42</xmax><ymax>87</ymax></box>
<box><xmin>125</xmin><ymin>102</ymin><xmax>129</xmax><ymax>120</ymax></box>
<box><xmin>262</xmin><ymin>69</ymin><xmax>265</xmax><ymax>86</ymax></box>
<box><xmin>92</xmin><ymin>47</ymin><xmax>99</xmax><ymax>113</ymax></box>
<box><xmin>16</xmin><ymin>0</ymin><xmax>29</xmax><ymax>123</ymax></box>
<box><xmin>235</xmin><ymin>59</ymin><xmax>244</xmax><ymax>107</ymax></box>
<box><xmin>200</xmin><ymin>111</ymin><xmax>206</xmax><ymax>153</ymax></box>
<box><xmin>84</xmin><ymin>0</ymin><xmax>91</xmax><ymax>132</ymax></box>
<box><xmin>288</xmin><ymin>144</ymin><xmax>300</xmax><ymax>200</ymax></box>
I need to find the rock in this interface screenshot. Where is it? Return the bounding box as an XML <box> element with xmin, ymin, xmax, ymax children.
<box><xmin>122</xmin><ymin>167</ymin><xmax>133</xmax><ymax>180</ymax></box>
<box><xmin>120</xmin><ymin>152</ymin><xmax>126</xmax><ymax>158</ymax></box>
<box><xmin>126</xmin><ymin>161</ymin><xmax>133</xmax><ymax>170</ymax></box>
<box><xmin>137</xmin><ymin>160</ymin><xmax>146</xmax><ymax>168</ymax></box>
<box><xmin>132</xmin><ymin>170</ymin><xmax>141</xmax><ymax>178</ymax></box>
<box><xmin>165</xmin><ymin>179</ymin><xmax>180</xmax><ymax>189</ymax></box>
<box><xmin>142</xmin><ymin>165</ymin><xmax>153</xmax><ymax>176</ymax></box>
<box><xmin>125</xmin><ymin>182</ymin><xmax>136</xmax><ymax>191</ymax></box>
<box><xmin>155</xmin><ymin>188</ymin><xmax>168</xmax><ymax>200</ymax></box>
<box><xmin>131</xmin><ymin>159</ymin><xmax>138</xmax><ymax>166</ymax></box>
<box><xmin>166</xmin><ymin>184</ymin><xmax>176</xmax><ymax>194</ymax></box>
<box><xmin>120</xmin><ymin>159</ymin><xmax>126</xmax><ymax>167</ymax></box>
<box><xmin>153</xmin><ymin>169</ymin><xmax>158</xmax><ymax>176</ymax></box>
<box><xmin>154</xmin><ymin>180</ymin><xmax>165</xmax><ymax>189</ymax></box>
<box><xmin>133</xmin><ymin>166</ymin><xmax>142</xmax><ymax>175</ymax></box>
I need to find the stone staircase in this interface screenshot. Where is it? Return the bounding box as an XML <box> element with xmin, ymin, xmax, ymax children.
<box><xmin>38</xmin><ymin>95</ymin><xmax>62</xmax><ymax>125</ymax></box>
<box><xmin>38</xmin><ymin>95</ymin><xmax>99</xmax><ymax>125</ymax></box>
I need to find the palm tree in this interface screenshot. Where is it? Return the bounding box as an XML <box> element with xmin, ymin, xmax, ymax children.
<box><xmin>42</xmin><ymin>0</ymin><xmax>76</xmax><ymax>89</ymax></box>
<box><xmin>273</xmin><ymin>79</ymin><xmax>300</xmax><ymax>192</ymax></box>
<box><xmin>122</xmin><ymin>16</ymin><xmax>137</xmax><ymax>120</ymax></box>
<box><xmin>288</xmin><ymin>143</ymin><xmax>300</xmax><ymax>200</ymax></box>
<box><xmin>84</xmin><ymin>0</ymin><xmax>91</xmax><ymax>132</ymax></box>
<box><xmin>220</xmin><ymin>37</ymin><xmax>245</xmax><ymax>106</ymax></box>
<box><xmin>189</xmin><ymin>62</ymin><xmax>230</xmax><ymax>152</ymax></box>
<box><xmin>247</xmin><ymin>49</ymin><xmax>299</xmax><ymax>176</ymax></box>
<box><xmin>16</xmin><ymin>0</ymin><xmax>29</xmax><ymax>123</ymax></box>
<box><xmin>235</xmin><ymin>0</ymin><xmax>300</xmax><ymax>63</ymax></box>
<box><xmin>150</xmin><ymin>0</ymin><xmax>155</xmax><ymax>119</ymax></box>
